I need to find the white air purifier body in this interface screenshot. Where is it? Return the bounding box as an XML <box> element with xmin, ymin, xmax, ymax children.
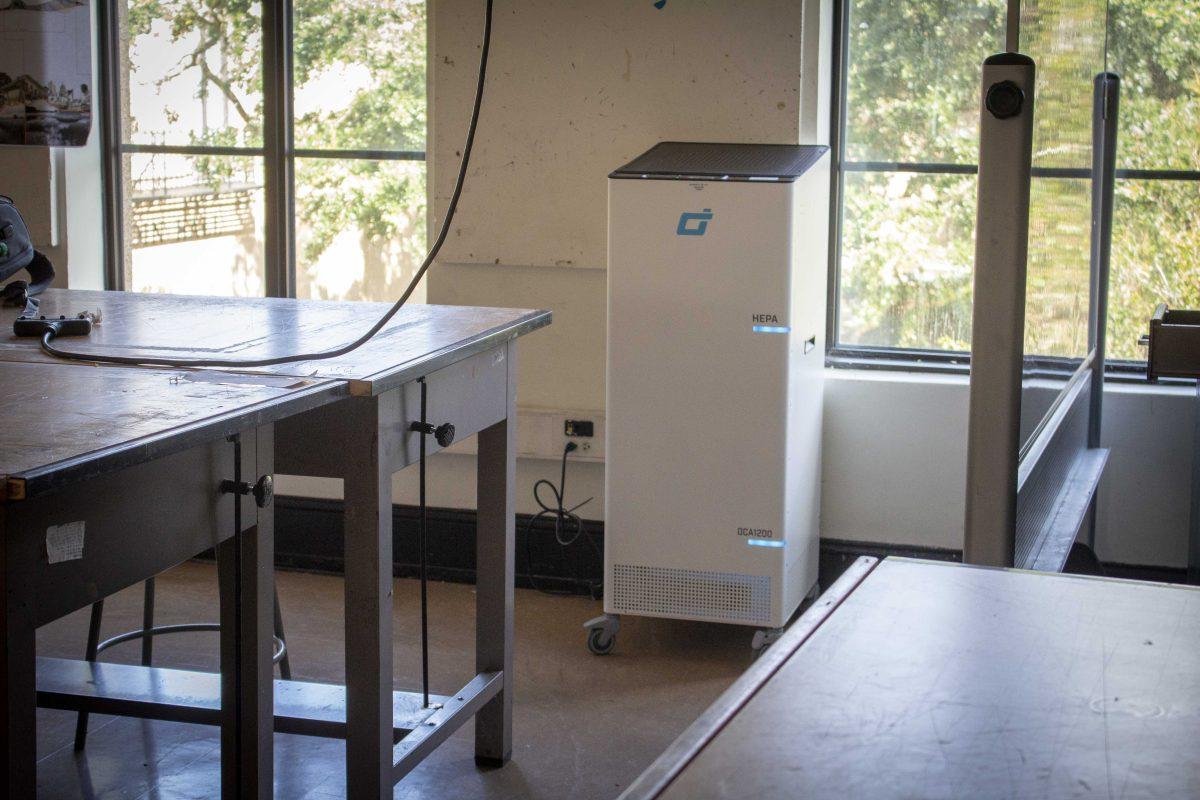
<box><xmin>605</xmin><ymin>142</ymin><xmax>829</xmax><ymax>630</ymax></box>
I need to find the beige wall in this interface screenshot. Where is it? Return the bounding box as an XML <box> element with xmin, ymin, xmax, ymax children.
<box><xmin>283</xmin><ymin>1</ymin><xmax>834</xmax><ymax>511</ymax></box>
<box><xmin>0</xmin><ymin>140</ymin><xmax>104</xmax><ymax>290</ymax></box>
<box><xmin>428</xmin><ymin>0</ymin><xmax>832</xmax><ymax>413</ymax></box>
<box><xmin>0</xmin><ymin>0</ymin><xmax>104</xmax><ymax>290</ymax></box>
<box><xmin>0</xmin><ymin>147</ymin><xmax>60</xmax><ymax>261</ymax></box>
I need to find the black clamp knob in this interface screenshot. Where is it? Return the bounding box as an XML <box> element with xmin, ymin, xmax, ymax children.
<box><xmin>986</xmin><ymin>80</ymin><xmax>1024</xmax><ymax>119</ymax></box>
<box><xmin>221</xmin><ymin>474</ymin><xmax>274</xmax><ymax>508</ymax></box>
<box><xmin>252</xmin><ymin>474</ymin><xmax>274</xmax><ymax>508</ymax></box>
<box><xmin>410</xmin><ymin>421</ymin><xmax>456</xmax><ymax>448</ymax></box>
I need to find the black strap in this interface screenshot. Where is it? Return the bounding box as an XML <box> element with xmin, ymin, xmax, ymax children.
<box><xmin>1</xmin><ymin>250</ymin><xmax>54</xmax><ymax>312</ymax></box>
<box><xmin>0</xmin><ymin>281</ymin><xmax>35</xmax><ymax>316</ymax></box>
<box><xmin>24</xmin><ymin>250</ymin><xmax>53</xmax><ymax>296</ymax></box>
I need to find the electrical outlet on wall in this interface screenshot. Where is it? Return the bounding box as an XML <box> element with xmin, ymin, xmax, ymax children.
<box><xmin>564</xmin><ymin>419</ymin><xmax>594</xmax><ymax>438</ymax></box>
<box><xmin>447</xmin><ymin>409</ymin><xmax>605</xmax><ymax>462</ymax></box>
<box><xmin>522</xmin><ymin>409</ymin><xmax>604</xmax><ymax>460</ymax></box>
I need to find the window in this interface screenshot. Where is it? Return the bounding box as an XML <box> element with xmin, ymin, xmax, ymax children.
<box><xmin>104</xmin><ymin>0</ymin><xmax>427</xmax><ymax>302</ymax></box>
<box><xmin>830</xmin><ymin>0</ymin><xmax>1200</xmax><ymax>366</ymax></box>
<box><xmin>832</xmin><ymin>0</ymin><xmax>1005</xmax><ymax>355</ymax></box>
<box><xmin>1106</xmin><ymin>2</ymin><xmax>1200</xmax><ymax>361</ymax></box>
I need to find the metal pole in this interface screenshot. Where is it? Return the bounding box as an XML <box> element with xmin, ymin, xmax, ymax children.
<box><xmin>72</xmin><ymin>599</ymin><xmax>105</xmax><ymax>750</ymax></box>
<box><xmin>1087</xmin><ymin>72</ymin><xmax>1120</xmax><ymax>553</ymax></box>
<box><xmin>1190</xmin><ymin>384</ymin><xmax>1200</xmax><ymax>585</ymax></box>
<box><xmin>963</xmin><ymin>53</ymin><xmax>1036</xmax><ymax>567</ymax></box>
<box><xmin>1088</xmin><ymin>73</ymin><xmax>1120</xmax><ymax>450</ymax></box>
<box><xmin>220</xmin><ymin>433</ymin><xmax>246</xmax><ymax>796</ymax></box>
<box><xmin>140</xmin><ymin>577</ymin><xmax>156</xmax><ymax>665</ymax></box>
<box><xmin>418</xmin><ymin>378</ymin><xmax>430</xmax><ymax>708</ymax></box>
<box><xmin>1006</xmin><ymin>0</ymin><xmax>1021</xmax><ymax>53</ymax></box>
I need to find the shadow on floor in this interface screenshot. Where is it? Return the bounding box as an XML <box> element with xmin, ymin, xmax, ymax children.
<box><xmin>36</xmin><ymin>561</ymin><xmax>754</xmax><ymax>800</ymax></box>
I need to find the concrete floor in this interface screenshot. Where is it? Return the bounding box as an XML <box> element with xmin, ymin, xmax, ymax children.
<box><xmin>35</xmin><ymin>561</ymin><xmax>755</xmax><ymax>799</ymax></box>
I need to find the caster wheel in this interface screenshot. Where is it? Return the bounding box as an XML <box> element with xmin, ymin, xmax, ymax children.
<box><xmin>587</xmin><ymin>627</ymin><xmax>616</xmax><ymax>656</ymax></box>
<box><xmin>751</xmin><ymin>627</ymin><xmax>784</xmax><ymax>658</ymax></box>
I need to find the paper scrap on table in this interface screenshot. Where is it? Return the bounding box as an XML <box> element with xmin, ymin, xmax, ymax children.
<box><xmin>46</xmin><ymin>521</ymin><xmax>86</xmax><ymax>564</ymax></box>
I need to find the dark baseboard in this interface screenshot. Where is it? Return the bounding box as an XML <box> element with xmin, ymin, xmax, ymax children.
<box><xmin>271</xmin><ymin>497</ymin><xmax>1188</xmax><ymax>596</ymax></box>
<box><xmin>817</xmin><ymin>538</ymin><xmax>1190</xmax><ymax>586</ymax></box>
<box><xmin>1100</xmin><ymin>561</ymin><xmax>1188</xmax><ymax>584</ymax></box>
<box><xmin>274</xmin><ymin>496</ymin><xmax>604</xmax><ymax>597</ymax></box>
<box><xmin>816</xmin><ymin>537</ymin><xmax>961</xmax><ymax>591</ymax></box>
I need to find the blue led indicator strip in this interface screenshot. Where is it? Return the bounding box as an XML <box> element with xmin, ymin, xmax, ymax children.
<box><xmin>747</xmin><ymin>538</ymin><xmax>785</xmax><ymax>549</ymax></box>
<box><xmin>752</xmin><ymin>325</ymin><xmax>791</xmax><ymax>334</ymax></box>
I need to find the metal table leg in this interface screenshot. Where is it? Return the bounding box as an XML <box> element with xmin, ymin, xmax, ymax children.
<box><xmin>474</xmin><ymin>341</ymin><xmax>516</xmax><ymax>767</ymax></box>
<box><xmin>2</xmin><ymin>556</ymin><xmax>36</xmax><ymax>798</ymax></box>
<box><xmin>343</xmin><ymin>393</ymin><xmax>400</xmax><ymax>800</ymax></box>
<box><xmin>296</xmin><ymin>343</ymin><xmax>518</xmax><ymax>796</ymax></box>
<box><xmin>1190</xmin><ymin>384</ymin><xmax>1200</xmax><ymax>585</ymax></box>
<box><xmin>74</xmin><ymin>598</ymin><xmax>105</xmax><ymax>750</ymax></box>
<box><xmin>217</xmin><ymin>427</ymin><xmax>275</xmax><ymax>799</ymax></box>
<box><xmin>142</xmin><ymin>577</ymin><xmax>156</xmax><ymax>665</ymax></box>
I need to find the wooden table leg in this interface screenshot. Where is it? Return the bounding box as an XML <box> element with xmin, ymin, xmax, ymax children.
<box><xmin>344</xmin><ymin>394</ymin><xmax>398</xmax><ymax>800</ymax></box>
<box><xmin>1</xmin><ymin>522</ymin><xmax>36</xmax><ymax>798</ymax></box>
<box><xmin>218</xmin><ymin>428</ymin><xmax>275</xmax><ymax>799</ymax></box>
<box><xmin>475</xmin><ymin>341</ymin><xmax>516</xmax><ymax>767</ymax></box>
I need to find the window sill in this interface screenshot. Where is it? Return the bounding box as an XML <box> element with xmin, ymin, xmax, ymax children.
<box><xmin>825</xmin><ymin>349</ymin><xmax>1194</xmax><ymax>387</ymax></box>
<box><xmin>826</xmin><ymin>348</ymin><xmax>969</xmax><ymax>376</ymax></box>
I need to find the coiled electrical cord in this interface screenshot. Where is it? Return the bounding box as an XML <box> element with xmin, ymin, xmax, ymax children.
<box><xmin>524</xmin><ymin>441</ymin><xmax>601</xmax><ymax>596</ymax></box>
<box><xmin>41</xmin><ymin>0</ymin><xmax>495</xmax><ymax>369</ymax></box>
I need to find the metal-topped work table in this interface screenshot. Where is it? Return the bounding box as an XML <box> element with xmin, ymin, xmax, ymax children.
<box><xmin>622</xmin><ymin>556</ymin><xmax>1200</xmax><ymax>800</ymax></box>
<box><xmin>0</xmin><ymin>288</ymin><xmax>551</xmax><ymax>799</ymax></box>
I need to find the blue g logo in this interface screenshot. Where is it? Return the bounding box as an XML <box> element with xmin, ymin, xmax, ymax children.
<box><xmin>677</xmin><ymin>209</ymin><xmax>713</xmax><ymax>236</ymax></box>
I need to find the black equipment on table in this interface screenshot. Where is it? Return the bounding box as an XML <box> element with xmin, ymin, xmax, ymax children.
<box><xmin>0</xmin><ymin>195</ymin><xmax>54</xmax><ymax>313</ymax></box>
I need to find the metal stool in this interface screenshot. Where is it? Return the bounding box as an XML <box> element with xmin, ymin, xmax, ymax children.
<box><xmin>73</xmin><ymin>575</ymin><xmax>292</xmax><ymax>750</ymax></box>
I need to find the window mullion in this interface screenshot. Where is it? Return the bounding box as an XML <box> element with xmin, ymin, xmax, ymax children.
<box><xmin>262</xmin><ymin>0</ymin><xmax>294</xmax><ymax>298</ymax></box>
<box><xmin>99</xmin><ymin>0</ymin><xmax>127</xmax><ymax>291</ymax></box>
<box><xmin>827</xmin><ymin>0</ymin><xmax>851</xmax><ymax>351</ymax></box>
<box><xmin>284</xmin><ymin>0</ymin><xmax>297</xmax><ymax>299</ymax></box>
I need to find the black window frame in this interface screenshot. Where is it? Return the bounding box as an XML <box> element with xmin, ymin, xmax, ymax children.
<box><xmin>98</xmin><ymin>0</ymin><xmax>427</xmax><ymax>299</ymax></box>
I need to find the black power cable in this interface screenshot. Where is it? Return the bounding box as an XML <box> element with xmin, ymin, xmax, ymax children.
<box><xmin>39</xmin><ymin>0</ymin><xmax>495</xmax><ymax>369</ymax></box>
<box><xmin>523</xmin><ymin>442</ymin><xmax>601</xmax><ymax>596</ymax></box>
<box><xmin>415</xmin><ymin>378</ymin><xmax>431</xmax><ymax>708</ymax></box>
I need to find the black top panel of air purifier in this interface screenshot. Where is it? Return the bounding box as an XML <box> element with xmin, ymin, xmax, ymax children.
<box><xmin>610</xmin><ymin>142</ymin><xmax>829</xmax><ymax>182</ymax></box>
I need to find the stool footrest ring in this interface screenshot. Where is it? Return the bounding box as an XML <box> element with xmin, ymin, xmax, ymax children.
<box><xmin>96</xmin><ymin>623</ymin><xmax>287</xmax><ymax>665</ymax></box>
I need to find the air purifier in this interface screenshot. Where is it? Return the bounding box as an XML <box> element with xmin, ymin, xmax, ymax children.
<box><xmin>590</xmin><ymin>142</ymin><xmax>829</xmax><ymax>652</ymax></box>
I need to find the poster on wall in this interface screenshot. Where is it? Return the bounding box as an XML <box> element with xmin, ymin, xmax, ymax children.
<box><xmin>0</xmin><ymin>0</ymin><xmax>91</xmax><ymax>147</ymax></box>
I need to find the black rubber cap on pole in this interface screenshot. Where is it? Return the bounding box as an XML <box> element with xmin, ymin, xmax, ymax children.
<box><xmin>986</xmin><ymin>80</ymin><xmax>1025</xmax><ymax>119</ymax></box>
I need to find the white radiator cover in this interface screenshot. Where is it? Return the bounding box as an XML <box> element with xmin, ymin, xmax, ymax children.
<box><xmin>605</xmin><ymin>143</ymin><xmax>829</xmax><ymax>629</ymax></box>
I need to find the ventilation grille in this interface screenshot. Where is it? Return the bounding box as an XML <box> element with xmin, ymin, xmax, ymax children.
<box><xmin>611</xmin><ymin>564</ymin><xmax>771</xmax><ymax>624</ymax></box>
